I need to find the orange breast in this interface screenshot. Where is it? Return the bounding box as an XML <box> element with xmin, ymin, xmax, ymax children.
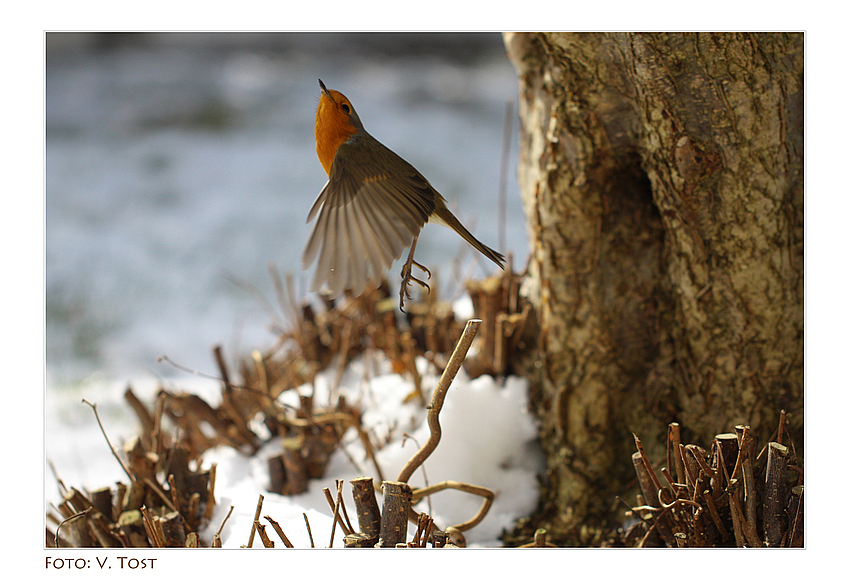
<box><xmin>315</xmin><ymin>93</ymin><xmax>358</xmax><ymax>175</ymax></box>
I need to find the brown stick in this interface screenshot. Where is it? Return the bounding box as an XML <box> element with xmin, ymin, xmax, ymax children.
<box><xmin>350</xmin><ymin>476</ymin><xmax>381</xmax><ymax>546</ymax></box>
<box><xmin>410</xmin><ymin>480</ymin><xmax>495</xmax><ymax>532</ymax></box>
<box><xmin>668</xmin><ymin>423</ymin><xmax>685</xmax><ymax>486</ymax></box>
<box><xmin>712</xmin><ymin>433</ymin><xmax>739</xmax><ymax>495</ymax></box>
<box><xmin>632</xmin><ymin>451</ymin><xmax>660</xmax><ymax>508</ymax></box>
<box><xmin>158</xmin><ymin>511</ymin><xmax>186</xmax><ymax>547</ymax></box>
<box><xmin>325</xmin><ymin>483</ymin><xmax>350</xmax><ymax>547</ymax></box>
<box><xmin>213</xmin><ymin>344</ymin><xmax>233</xmax><ymax>388</ymax></box>
<box><xmin>764</xmin><ymin>442</ymin><xmax>789</xmax><ymax>547</ymax></box>
<box><xmin>281</xmin><ymin>443</ymin><xmax>309</xmax><ymax>495</ymax></box>
<box><xmin>204</xmin><ymin>463</ymin><xmax>217</xmax><ymax>524</ymax></box>
<box><xmin>123</xmin><ymin>387</ymin><xmax>155</xmax><ymax>447</ymax></box>
<box><xmin>55</xmin><ymin>507</ymin><xmax>94</xmax><ymax>548</ymax></box>
<box><xmin>140</xmin><ymin>505</ymin><xmax>163</xmax><ymax>548</ymax></box>
<box><xmin>733</xmin><ymin>426</ymin><xmax>761</xmax><ymax>544</ymax></box>
<box><xmin>152</xmin><ymin>391</ymin><xmax>167</xmax><ymax>456</ymax></box>
<box><xmin>335</xmin><ymin>479</ymin><xmax>355</xmax><ymax>535</ymax></box>
<box><xmin>701</xmin><ymin>490</ymin><xmax>729</xmax><ymax>542</ymax></box>
<box><xmin>633</xmin><ymin>434</ymin><xmax>666</xmax><ymax>498</ymax></box>
<box><xmin>686</xmin><ymin>444</ymin><xmax>716</xmax><ymax>479</ymax></box>
<box><xmin>254</xmin><ymin>522</ymin><xmax>274</xmax><ymax>548</ymax></box>
<box><xmin>397</xmin><ymin>319</ymin><xmax>482</xmax><ymax>484</ymax></box>
<box><xmin>81</xmin><ymin>399</ymin><xmax>134</xmax><ymax>483</ymax></box>
<box><xmin>678</xmin><ymin>444</ymin><xmax>696</xmax><ymax>493</ymax></box>
<box><xmin>264</xmin><ymin>515</ymin><xmax>294</xmax><ymax>548</ymax></box>
<box><xmin>212</xmin><ymin>505</ymin><xmax>234</xmax><ymax>548</ymax></box>
<box><xmin>787</xmin><ymin>485</ymin><xmax>804</xmax><ymax>547</ymax></box>
<box><xmin>377</xmin><ymin>481</ymin><xmax>412</xmax><ymax>547</ymax></box>
<box><xmin>246</xmin><ymin>494</ymin><xmax>264</xmax><ymax>548</ymax></box>
<box><xmin>303</xmin><ymin>513</ymin><xmax>315</xmax><ymax>548</ymax></box>
<box><xmin>411</xmin><ymin>512</ymin><xmax>428</xmax><ymax>546</ymax></box>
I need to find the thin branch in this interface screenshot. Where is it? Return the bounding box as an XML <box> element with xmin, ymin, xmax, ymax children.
<box><xmin>54</xmin><ymin>507</ymin><xmax>93</xmax><ymax>548</ymax></box>
<box><xmin>81</xmin><ymin>399</ymin><xmax>134</xmax><ymax>483</ymax></box>
<box><xmin>402</xmin><ymin>433</ymin><xmax>432</xmax><ymax>514</ymax></box>
<box><xmin>633</xmin><ymin>433</ymin><xmax>664</xmax><ymax>496</ymax></box>
<box><xmin>336</xmin><ymin>479</ymin><xmax>355</xmax><ymax>534</ymax></box>
<box><xmin>264</xmin><ymin>515</ymin><xmax>294</xmax><ymax>548</ymax></box>
<box><xmin>213</xmin><ymin>505</ymin><xmax>234</xmax><ymax>547</ymax></box>
<box><xmin>303</xmin><ymin>513</ymin><xmax>315</xmax><ymax>548</ymax></box>
<box><xmin>397</xmin><ymin>319</ymin><xmax>482</xmax><ymax>483</ymax></box>
<box><xmin>156</xmin><ymin>354</ymin><xmax>243</xmax><ymax>389</ymax></box>
<box><xmin>246</xmin><ymin>494</ymin><xmax>264</xmax><ymax>548</ymax></box>
<box><xmin>411</xmin><ymin>480</ymin><xmax>495</xmax><ymax>532</ymax></box>
<box><xmin>324</xmin><ymin>482</ymin><xmax>352</xmax><ymax>547</ymax></box>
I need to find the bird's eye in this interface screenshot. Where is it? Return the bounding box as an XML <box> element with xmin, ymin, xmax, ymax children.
<box><xmin>341</xmin><ymin>103</ymin><xmax>351</xmax><ymax>114</ymax></box>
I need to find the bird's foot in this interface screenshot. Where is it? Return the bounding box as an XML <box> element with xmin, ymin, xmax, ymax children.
<box><xmin>399</xmin><ymin>259</ymin><xmax>431</xmax><ymax>312</ymax></box>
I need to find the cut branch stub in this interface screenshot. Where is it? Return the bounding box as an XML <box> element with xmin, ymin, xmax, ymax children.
<box><xmin>377</xmin><ymin>481</ymin><xmax>412</xmax><ymax>548</ymax></box>
<box><xmin>764</xmin><ymin>442</ymin><xmax>789</xmax><ymax>547</ymax></box>
<box><xmin>350</xmin><ymin>476</ymin><xmax>381</xmax><ymax>546</ymax></box>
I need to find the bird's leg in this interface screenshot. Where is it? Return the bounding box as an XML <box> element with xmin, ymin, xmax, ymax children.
<box><xmin>399</xmin><ymin>234</ymin><xmax>431</xmax><ymax>312</ymax></box>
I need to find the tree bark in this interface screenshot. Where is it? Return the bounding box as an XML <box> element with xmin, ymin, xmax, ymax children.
<box><xmin>504</xmin><ymin>32</ymin><xmax>803</xmax><ymax>541</ymax></box>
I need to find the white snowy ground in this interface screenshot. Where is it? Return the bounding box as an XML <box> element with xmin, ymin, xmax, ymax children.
<box><xmin>45</xmin><ymin>311</ymin><xmax>544</xmax><ymax>549</ymax></box>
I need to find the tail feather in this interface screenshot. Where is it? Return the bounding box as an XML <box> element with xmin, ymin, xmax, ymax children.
<box><xmin>431</xmin><ymin>205</ymin><xmax>506</xmax><ymax>269</ymax></box>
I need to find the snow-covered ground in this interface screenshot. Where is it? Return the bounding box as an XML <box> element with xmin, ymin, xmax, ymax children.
<box><xmin>42</xmin><ymin>33</ymin><xmax>541</xmax><ymax>562</ymax></box>
<box><xmin>46</xmin><ymin>342</ymin><xmax>544</xmax><ymax>548</ymax></box>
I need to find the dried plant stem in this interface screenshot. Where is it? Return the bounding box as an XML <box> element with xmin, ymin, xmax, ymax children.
<box><xmin>411</xmin><ymin>480</ymin><xmax>495</xmax><ymax>532</ymax></box>
<box><xmin>397</xmin><ymin>319</ymin><xmax>482</xmax><ymax>484</ymax></box>
<box><xmin>668</xmin><ymin>423</ymin><xmax>685</xmax><ymax>486</ymax></box>
<box><xmin>323</xmin><ymin>487</ymin><xmax>352</xmax><ymax>538</ymax></box>
<box><xmin>204</xmin><ymin>463</ymin><xmax>217</xmax><ymax>524</ymax></box>
<box><xmin>788</xmin><ymin>485</ymin><xmax>804</xmax><ymax>547</ymax></box>
<box><xmin>255</xmin><ymin>521</ymin><xmax>274</xmax><ymax>548</ymax></box>
<box><xmin>213</xmin><ymin>505</ymin><xmax>234</xmax><ymax>547</ymax></box>
<box><xmin>152</xmin><ymin>391</ymin><xmax>166</xmax><ymax>455</ymax></box>
<box><xmin>246</xmin><ymin>494</ymin><xmax>264</xmax><ymax>548</ymax></box>
<box><xmin>325</xmin><ymin>481</ymin><xmax>352</xmax><ymax>547</ymax></box>
<box><xmin>686</xmin><ymin>444</ymin><xmax>717</xmax><ymax>478</ymax></box>
<box><xmin>303</xmin><ymin>513</ymin><xmax>315</xmax><ymax>548</ymax></box>
<box><xmin>264</xmin><ymin>515</ymin><xmax>294</xmax><ymax>548</ymax></box>
<box><xmin>633</xmin><ymin>434</ymin><xmax>665</xmax><ymax>498</ymax></box>
<box><xmin>143</xmin><ymin>479</ymin><xmax>177</xmax><ymax>513</ymax></box>
<box><xmin>140</xmin><ymin>505</ymin><xmax>165</xmax><ymax>547</ymax></box>
<box><xmin>764</xmin><ymin>442</ymin><xmax>789</xmax><ymax>547</ymax></box>
<box><xmin>701</xmin><ymin>490</ymin><xmax>728</xmax><ymax>542</ymax></box>
<box><xmin>81</xmin><ymin>399</ymin><xmax>134</xmax><ymax>483</ymax></box>
<box><xmin>54</xmin><ymin>507</ymin><xmax>93</xmax><ymax>548</ymax></box>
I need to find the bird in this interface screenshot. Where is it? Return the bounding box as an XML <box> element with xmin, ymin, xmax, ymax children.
<box><xmin>303</xmin><ymin>79</ymin><xmax>505</xmax><ymax>311</ymax></box>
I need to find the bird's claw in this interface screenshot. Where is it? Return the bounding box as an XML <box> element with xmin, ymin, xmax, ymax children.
<box><xmin>399</xmin><ymin>260</ymin><xmax>432</xmax><ymax>312</ymax></box>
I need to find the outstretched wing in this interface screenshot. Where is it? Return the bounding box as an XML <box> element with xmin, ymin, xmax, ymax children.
<box><xmin>302</xmin><ymin>136</ymin><xmax>436</xmax><ymax>297</ymax></box>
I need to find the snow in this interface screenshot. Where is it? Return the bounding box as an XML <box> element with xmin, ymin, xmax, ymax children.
<box><xmin>46</xmin><ymin>347</ymin><xmax>543</xmax><ymax>549</ymax></box>
<box><xmin>41</xmin><ymin>34</ymin><xmax>541</xmax><ymax>558</ymax></box>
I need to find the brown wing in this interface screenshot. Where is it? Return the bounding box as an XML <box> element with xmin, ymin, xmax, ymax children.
<box><xmin>302</xmin><ymin>134</ymin><xmax>436</xmax><ymax>297</ymax></box>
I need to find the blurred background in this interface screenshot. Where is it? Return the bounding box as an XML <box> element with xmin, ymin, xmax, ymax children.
<box><xmin>46</xmin><ymin>32</ymin><xmax>528</xmax><ymax>390</ymax></box>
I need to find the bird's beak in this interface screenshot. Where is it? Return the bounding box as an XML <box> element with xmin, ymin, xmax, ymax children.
<box><xmin>318</xmin><ymin>79</ymin><xmax>331</xmax><ymax>98</ymax></box>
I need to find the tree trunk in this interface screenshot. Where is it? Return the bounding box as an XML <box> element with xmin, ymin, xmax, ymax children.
<box><xmin>503</xmin><ymin>32</ymin><xmax>803</xmax><ymax>542</ymax></box>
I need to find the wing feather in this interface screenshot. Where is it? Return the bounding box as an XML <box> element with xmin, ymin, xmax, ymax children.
<box><xmin>302</xmin><ymin>133</ymin><xmax>436</xmax><ymax>297</ymax></box>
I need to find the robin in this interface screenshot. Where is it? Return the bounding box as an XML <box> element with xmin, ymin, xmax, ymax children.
<box><xmin>303</xmin><ymin>79</ymin><xmax>505</xmax><ymax>311</ymax></box>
